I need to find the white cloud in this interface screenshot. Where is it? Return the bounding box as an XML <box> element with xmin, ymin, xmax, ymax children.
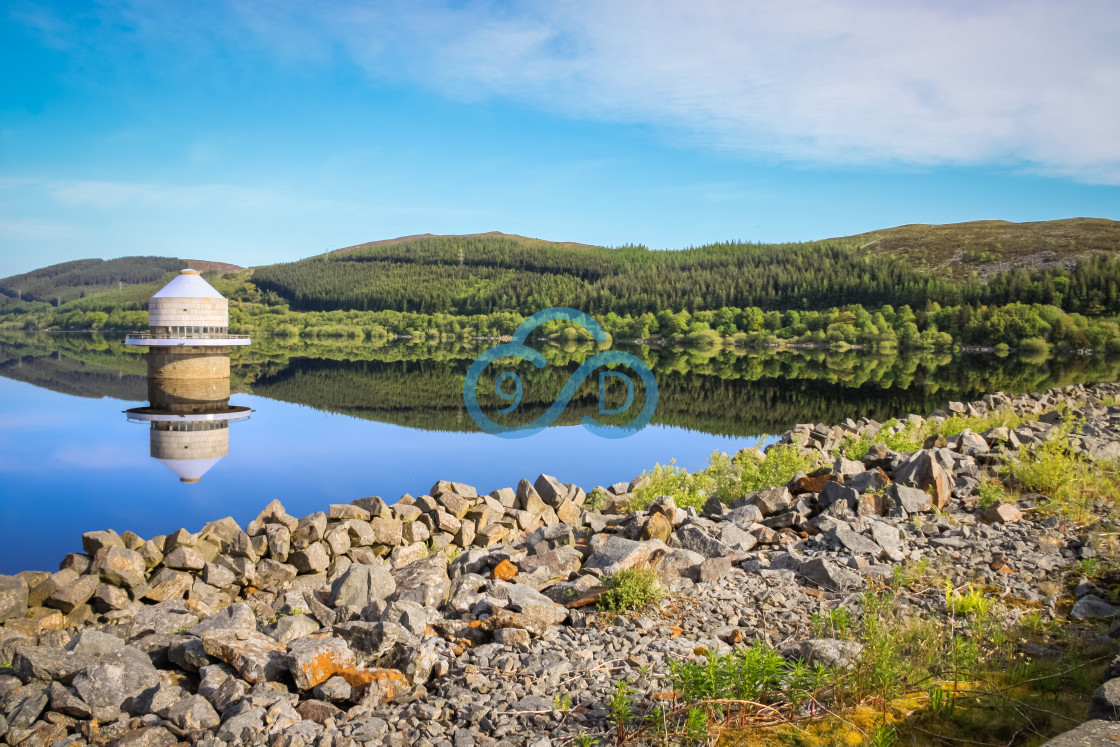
<box><xmin>301</xmin><ymin>0</ymin><xmax>1120</xmax><ymax>183</ymax></box>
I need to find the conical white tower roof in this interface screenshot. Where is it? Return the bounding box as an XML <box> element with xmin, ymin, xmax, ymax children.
<box><xmin>156</xmin><ymin>456</ymin><xmax>224</xmax><ymax>483</ymax></box>
<box><xmin>152</xmin><ymin>269</ymin><xmax>224</xmax><ymax>300</ymax></box>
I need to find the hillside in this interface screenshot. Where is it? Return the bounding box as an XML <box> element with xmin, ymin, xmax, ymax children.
<box><xmin>249</xmin><ymin>219</ymin><xmax>1120</xmax><ymax>317</ymax></box>
<box><xmin>849</xmin><ymin>218</ymin><xmax>1120</xmax><ymax>280</ymax></box>
<box><xmin>330</xmin><ymin>231</ymin><xmax>602</xmax><ymax>256</ymax></box>
<box><xmin>0</xmin><ymin>256</ymin><xmax>244</xmax><ymax>306</ymax></box>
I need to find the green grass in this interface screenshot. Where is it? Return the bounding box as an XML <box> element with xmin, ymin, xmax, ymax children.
<box><xmin>597</xmin><ymin>568</ymin><xmax>664</xmax><ymax>612</ymax></box>
<box><xmin>977</xmin><ymin>479</ymin><xmax>1010</xmax><ymax>509</ymax></box>
<box><xmin>628</xmin><ymin>444</ymin><xmax>817</xmax><ymax>511</ymax></box>
<box><xmin>1008</xmin><ymin>412</ymin><xmax>1120</xmax><ymax>520</ymax></box>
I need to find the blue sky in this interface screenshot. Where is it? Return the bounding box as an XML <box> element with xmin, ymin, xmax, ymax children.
<box><xmin>1</xmin><ymin>0</ymin><xmax>1118</xmax><ymax>277</ymax></box>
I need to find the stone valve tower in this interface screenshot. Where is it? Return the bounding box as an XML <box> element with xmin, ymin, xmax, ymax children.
<box><xmin>124</xmin><ymin>269</ymin><xmax>252</xmax><ymax>483</ymax></box>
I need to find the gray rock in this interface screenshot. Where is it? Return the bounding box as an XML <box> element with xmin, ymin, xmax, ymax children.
<box><xmin>64</xmin><ymin>629</ymin><xmax>124</xmax><ymax>655</ymax></box>
<box><xmin>833</xmin><ymin>527</ymin><xmax>883</xmax><ymax>556</ymax></box>
<box><xmin>1089</xmin><ymin>677</ymin><xmax>1120</xmax><ymax>720</ymax></box>
<box><xmin>72</xmin><ymin>657</ymin><xmax>160</xmax><ymax>719</ymax></box>
<box><xmin>199</xmin><ymin>629</ymin><xmax>287</xmax><ymax>683</ymax></box>
<box><xmin>45</xmin><ymin>573</ymin><xmax>98</xmax><ymax>614</ymax></box>
<box><xmin>329</xmin><ymin>563</ymin><xmax>396</xmax><ymax>609</ymax></box>
<box><xmin>168</xmin><ymin>637</ymin><xmax>214</xmax><ymax>672</ymax></box>
<box><xmin>584</xmin><ymin>536</ymin><xmax>668</xmax><ymax>574</ymax></box>
<box><xmin>390</xmin><ymin>555</ymin><xmax>451</xmax><ymax>607</ymax></box>
<box><xmin>887</xmin><ymin>486</ymin><xmax>931</xmax><ymax>515</ymax></box>
<box><xmin>189</xmin><ymin>602</ymin><xmax>257</xmax><ymax>636</ymax></box>
<box><xmin>128</xmin><ymin>599</ymin><xmax>199</xmax><ymax>639</ymax></box>
<box><xmin>166</xmin><ymin>694</ymin><xmax>221</xmax><ymax>733</ymax></box>
<box><xmin>1072</xmin><ymin>595</ymin><xmax>1120</xmax><ymax>619</ymax></box>
<box><xmin>524</xmin><ymin>523</ymin><xmax>574</xmax><ymax>555</ymax></box>
<box><xmin>216</xmin><ymin>705</ymin><xmax>267</xmax><ymax>743</ymax></box>
<box><xmin>95</xmin><ymin>546</ymin><xmax>147</xmax><ymax>589</ymax></box>
<box><xmin>286</xmin><ymin>636</ymin><xmax>356</xmax><ymax>690</ymax></box>
<box><xmin>12</xmin><ymin>647</ymin><xmax>98</xmax><ymax>684</ymax></box>
<box><xmin>748</xmin><ymin>486</ymin><xmax>793</xmax><ymax>516</ymax></box>
<box><xmin>0</xmin><ymin>575</ymin><xmax>29</xmax><ymax>622</ymax></box>
<box><xmin>800</xmin><ymin>558</ymin><xmax>862</xmax><ymax>592</ymax></box>
<box><xmin>672</xmin><ymin>526</ymin><xmax>733</xmax><ymax>558</ymax></box>
<box><xmin>1040</xmin><ymin>719</ymin><xmax>1120</xmax><ymax>746</ymax></box>
<box><xmin>800</xmin><ymin>638</ymin><xmax>863</xmax><ymax>668</ymax></box>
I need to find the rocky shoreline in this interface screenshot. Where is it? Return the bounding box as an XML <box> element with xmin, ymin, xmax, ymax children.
<box><xmin>1</xmin><ymin>383</ymin><xmax>1120</xmax><ymax>746</ymax></box>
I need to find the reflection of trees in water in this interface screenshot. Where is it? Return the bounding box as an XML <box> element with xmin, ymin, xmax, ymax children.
<box><xmin>2</xmin><ymin>332</ymin><xmax>1118</xmax><ymax>437</ymax></box>
<box><xmin>244</xmin><ymin>352</ymin><xmax>1120</xmax><ymax>437</ymax></box>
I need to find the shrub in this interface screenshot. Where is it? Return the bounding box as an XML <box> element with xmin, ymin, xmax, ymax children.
<box><xmin>597</xmin><ymin>568</ymin><xmax>664</xmax><ymax>611</ymax></box>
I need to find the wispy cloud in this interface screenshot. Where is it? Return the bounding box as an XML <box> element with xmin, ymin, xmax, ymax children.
<box><xmin>10</xmin><ymin>1</ymin><xmax>1120</xmax><ymax>184</ymax></box>
<box><xmin>233</xmin><ymin>0</ymin><xmax>1120</xmax><ymax>183</ymax></box>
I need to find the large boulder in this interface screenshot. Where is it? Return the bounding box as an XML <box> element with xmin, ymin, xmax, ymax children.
<box><xmin>0</xmin><ymin>575</ymin><xmax>28</xmax><ymax>622</ymax></box>
<box><xmin>389</xmin><ymin>556</ymin><xmax>451</xmax><ymax>607</ymax></box>
<box><xmin>328</xmin><ymin>564</ymin><xmax>396</xmax><ymax>609</ymax></box>
<box><xmin>286</xmin><ymin>636</ymin><xmax>356</xmax><ymax>691</ymax></box>
<box><xmin>583</xmin><ymin>537</ymin><xmax>668</xmax><ymax>575</ymax></box>
<box><xmin>893</xmin><ymin>451</ymin><xmax>951</xmax><ymax>509</ymax></box>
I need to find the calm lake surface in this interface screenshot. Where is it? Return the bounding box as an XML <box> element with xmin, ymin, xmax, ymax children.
<box><xmin>2</xmin><ymin>331</ymin><xmax>1117</xmax><ymax>573</ymax></box>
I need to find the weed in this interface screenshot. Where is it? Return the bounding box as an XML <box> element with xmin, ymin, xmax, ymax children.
<box><xmin>553</xmin><ymin>692</ymin><xmax>573</xmax><ymax>714</ymax></box>
<box><xmin>809</xmin><ymin>607</ymin><xmax>853</xmax><ymax>638</ymax></box>
<box><xmin>1077</xmin><ymin>557</ymin><xmax>1100</xmax><ymax>576</ymax></box>
<box><xmin>867</xmin><ymin>723</ymin><xmax>898</xmax><ymax>747</ymax></box>
<box><xmin>598</xmin><ymin>568</ymin><xmax>664</xmax><ymax>612</ymax></box>
<box><xmin>608</xmin><ymin>680</ymin><xmax>637</xmax><ymax>743</ymax></box>
<box><xmin>976</xmin><ymin>479</ymin><xmax>1009</xmax><ymax>509</ymax></box>
<box><xmin>573</xmin><ymin>735</ymin><xmax>598</xmax><ymax>747</ymax></box>
<box><xmin>585</xmin><ymin>487</ymin><xmax>609</xmax><ymax>512</ymax></box>
<box><xmin>1009</xmin><ymin>412</ymin><xmax>1120</xmax><ymax>520</ymax></box>
<box><xmin>0</xmin><ymin>659</ymin><xmax>10</xmax><ymax>668</ymax></box>
<box><xmin>946</xmin><ymin>582</ymin><xmax>993</xmax><ymax>619</ymax></box>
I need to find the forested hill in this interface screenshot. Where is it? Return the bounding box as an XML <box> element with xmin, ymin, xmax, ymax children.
<box><xmin>250</xmin><ymin>220</ymin><xmax>1120</xmax><ymax>317</ymax></box>
<box><xmin>848</xmin><ymin>218</ymin><xmax>1120</xmax><ymax>281</ymax></box>
<box><xmin>0</xmin><ymin>256</ymin><xmax>243</xmax><ymax>305</ymax></box>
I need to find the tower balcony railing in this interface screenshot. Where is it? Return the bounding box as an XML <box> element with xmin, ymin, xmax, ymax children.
<box><xmin>125</xmin><ymin>331</ymin><xmax>251</xmax><ymax>341</ymax></box>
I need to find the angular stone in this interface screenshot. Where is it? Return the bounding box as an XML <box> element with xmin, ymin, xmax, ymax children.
<box><xmin>0</xmin><ymin>575</ymin><xmax>28</xmax><ymax>622</ymax></box>
<box><xmin>200</xmin><ymin>629</ymin><xmax>287</xmax><ymax>683</ymax></box>
<box><xmin>265</xmin><ymin>524</ymin><xmax>292</xmax><ymax>562</ymax></box>
<box><xmin>833</xmin><ymin>527</ymin><xmax>882</xmax><ymax>556</ymax></box>
<box><xmin>525</xmin><ymin>523</ymin><xmax>574</xmax><ymax>555</ymax></box>
<box><xmin>533</xmin><ymin>474</ymin><xmax>567</xmax><ymax>507</ymax></box>
<box><xmin>291</xmin><ymin>512</ymin><xmax>328</xmax><ymax>550</ymax></box>
<box><xmin>1072</xmin><ymin>595</ymin><xmax>1120</xmax><ymax>619</ymax></box>
<box><xmin>45</xmin><ymin>574</ymin><xmax>98</xmax><ymax>614</ymax></box>
<box><xmin>845</xmin><ymin>467</ymin><xmax>890</xmax><ymax>494</ymax></box>
<box><xmin>188</xmin><ymin>602</ymin><xmax>256</xmax><ymax>636</ymax></box>
<box><xmin>490</xmin><ymin>487</ymin><xmax>517</xmax><ymax>509</ymax></box>
<box><xmin>516</xmin><ymin>479</ymin><xmax>546</xmax><ymax>514</ymax></box>
<box><xmin>370</xmin><ymin>517</ymin><xmax>404</xmax><ymax>546</ymax></box>
<box><xmin>641</xmin><ymin>513</ymin><xmax>673</xmax><ymax>542</ymax></box>
<box><xmin>384</xmin><ymin>557</ymin><xmax>448</xmax><ymax>608</ymax></box>
<box><xmin>286</xmin><ymin>636</ymin><xmax>356</xmax><ymax>690</ymax></box>
<box><xmin>93</xmin><ymin>546</ymin><xmax>147</xmax><ymax>590</ymax></box>
<box><xmin>435</xmin><ymin>492</ymin><xmax>470</xmax><ymax>520</ymax></box>
<box><xmin>800</xmin><ymin>558</ymin><xmax>862</xmax><ymax>592</ymax></box>
<box><xmin>91</xmin><ymin>583</ymin><xmax>130</xmax><ymax>613</ymax></box>
<box><xmin>166</xmin><ymin>693</ymin><xmax>220</xmax><ymax>733</ymax></box>
<box><xmin>329</xmin><ymin>563</ymin><xmax>396</xmax><ymax>609</ymax></box>
<box><xmin>800</xmin><ymin>638</ymin><xmax>863</xmax><ymax>668</ymax></box>
<box><xmin>715</xmin><ymin>523</ymin><xmax>757</xmax><ymax>552</ymax></box>
<box><xmin>290</xmin><ymin>542</ymin><xmax>331</xmax><ymax>574</ymax></box>
<box><xmin>554</xmin><ymin>499</ymin><xmax>581</xmax><ymax>525</ymax></box>
<box><xmin>893</xmin><ymin>450</ymin><xmax>952</xmax><ymax>509</ymax></box>
<box><xmin>584</xmin><ymin>536</ymin><xmax>668</xmax><ymax>574</ymax></box>
<box><xmin>27</xmin><ymin>569</ymin><xmax>78</xmax><ymax>607</ymax></box>
<box><xmin>672</xmin><ymin>526</ymin><xmax>732</xmax><ymax>558</ymax></box>
<box><xmin>891</xmin><ymin>484</ymin><xmax>932</xmax><ymax>513</ymax></box>
<box><xmin>982</xmin><ymin>503</ymin><xmax>1023</xmax><ymax>524</ymax></box>
<box><xmin>12</xmin><ymin>647</ymin><xmax>97</xmax><ymax>683</ymax></box>
<box><xmin>750</xmin><ymin>486</ymin><xmax>793</xmax><ymax>516</ymax></box>
<box><xmin>82</xmin><ymin>529</ymin><xmax>124</xmax><ymax>555</ymax></box>
<box><xmin>336</xmin><ymin>667</ymin><xmax>409</xmax><ymax>704</ymax></box>
<box><xmin>476</xmin><ymin>524</ymin><xmax>509</xmax><ymax>547</ymax></box>
<box><xmin>255</xmin><ymin>558</ymin><xmax>298</xmax><ymax>591</ymax></box>
<box><xmin>143</xmin><ymin>569</ymin><xmax>192</xmax><ymax>602</ymax></box>
<box><xmin>72</xmin><ymin>656</ymin><xmax>160</xmax><ymax>718</ymax></box>
<box><xmin>1089</xmin><ymin>677</ymin><xmax>1120</xmax><ymax>720</ymax></box>
<box><xmin>162</xmin><ymin>546</ymin><xmax>206</xmax><ymax>571</ymax></box>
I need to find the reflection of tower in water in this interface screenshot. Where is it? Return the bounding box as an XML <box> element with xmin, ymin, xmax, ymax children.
<box><xmin>124</xmin><ymin>269</ymin><xmax>252</xmax><ymax>483</ymax></box>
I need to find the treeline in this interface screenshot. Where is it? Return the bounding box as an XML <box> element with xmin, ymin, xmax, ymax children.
<box><xmin>0</xmin><ymin>257</ymin><xmax>187</xmax><ymax>305</ymax></box>
<box><xmin>249</xmin><ymin>235</ymin><xmax>1120</xmax><ymax>318</ymax></box>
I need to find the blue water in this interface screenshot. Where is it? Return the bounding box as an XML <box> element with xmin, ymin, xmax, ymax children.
<box><xmin>0</xmin><ymin>376</ymin><xmax>749</xmax><ymax>573</ymax></box>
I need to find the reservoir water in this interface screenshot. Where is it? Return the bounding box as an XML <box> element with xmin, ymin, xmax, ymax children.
<box><xmin>1</xmin><ymin>331</ymin><xmax>1117</xmax><ymax>573</ymax></box>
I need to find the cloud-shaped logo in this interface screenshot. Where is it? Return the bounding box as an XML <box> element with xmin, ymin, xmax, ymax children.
<box><xmin>463</xmin><ymin>308</ymin><xmax>658</xmax><ymax>439</ymax></box>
